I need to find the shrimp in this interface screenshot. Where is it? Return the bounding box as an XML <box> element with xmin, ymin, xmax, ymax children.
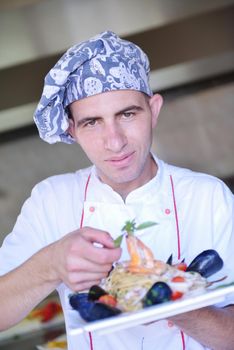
<box><xmin>126</xmin><ymin>235</ymin><xmax>167</xmax><ymax>275</ymax></box>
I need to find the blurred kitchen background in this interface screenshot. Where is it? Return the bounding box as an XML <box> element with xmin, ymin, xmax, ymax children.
<box><xmin>0</xmin><ymin>0</ymin><xmax>234</xmax><ymax>348</ymax></box>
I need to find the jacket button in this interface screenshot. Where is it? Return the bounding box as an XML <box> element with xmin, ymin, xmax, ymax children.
<box><xmin>165</xmin><ymin>208</ymin><xmax>171</xmax><ymax>215</ymax></box>
<box><xmin>89</xmin><ymin>206</ymin><xmax>95</xmax><ymax>212</ymax></box>
<box><xmin>167</xmin><ymin>320</ymin><xmax>174</xmax><ymax>327</ymax></box>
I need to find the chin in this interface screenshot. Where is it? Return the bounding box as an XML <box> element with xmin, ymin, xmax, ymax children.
<box><xmin>110</xmin><ymin>172</ymin><xmax>140</xmax><ymax>185</ymax></box>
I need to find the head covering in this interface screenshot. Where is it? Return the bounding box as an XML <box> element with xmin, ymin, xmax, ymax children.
<box><xmin>34</xmin><ymin>31</ymin><xmax>153</xmax><ymax>144</ymax></box>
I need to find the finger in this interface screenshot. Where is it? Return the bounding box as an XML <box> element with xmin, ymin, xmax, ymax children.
<box><xmin>71</xmin><ymin>280</ymin><xmax>102</xmax><ymax>292</ymax></box>
<box><xmin>71</xmin><ymin>236</ymin><xmax>121</xmax><ymax>265</ymax></box>
<box><xmin>68</xmin><ymin>271</ymin><xmax>108</xmax><ymax>285</ymax></box>
<box><xmin>67</xmin><ymin>256</ymin><xmax>113</xmax><ymax>273</ymax></box>
<box><xmin>81</xmin><ymin>227</ymin><xmax>115</xmax><ymax>248</ymax></box>
<box><xmin>87</xmin><ymin>245</ymin><xmax>122</xmax><ymax>265</ymax></box>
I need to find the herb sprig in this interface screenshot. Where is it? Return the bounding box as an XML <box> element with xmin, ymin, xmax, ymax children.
<box><xmin>114</xmin><ymin>219</ymin><xmax>157</xmax><ymax>247</ymax></box>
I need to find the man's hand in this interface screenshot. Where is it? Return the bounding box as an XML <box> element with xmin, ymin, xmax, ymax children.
<box><xmin>50</xmin><ymin>227</ymin><xmax>122</xmax><ymax>291</ymax></box>
<box><xmin>0</xmin><ymin>227</ymin><xmax>121</xmax><ymax>330</ymax></box>
<box><xmin>168</xmin><ymin>305</ymin><xmax>234</xmax><ymax>350</ymax></box>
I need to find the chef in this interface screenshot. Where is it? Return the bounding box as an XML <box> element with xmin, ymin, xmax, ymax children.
<box><xmin>0</xmin><ymin>31</ymin><xmax>234</xmax><ymax>350</ymax></box>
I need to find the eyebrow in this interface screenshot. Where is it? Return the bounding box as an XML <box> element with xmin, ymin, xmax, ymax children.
<box><xmin>76</xmin><ymin>117</ymin><xmax>99</xmax><ymax>128</ymax></box>
<box><xmin>75</xmin><ymin>105</ymin><xmax>143</xmax><ymax>127</ymax></box>
<box><xmin>114</xmin><ymin>105</ymin><xmax>143</xmax><ymax>117</ymax></box>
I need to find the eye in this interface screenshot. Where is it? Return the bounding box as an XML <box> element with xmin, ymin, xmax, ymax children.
<box><xmin>122</xmin><ymin>111</ymin><xmax>134</xmax><ymax>119</ymax></box>
<box><xmin>83</xmin><ymin>119</ymin><xmax>98</xmax><ymax>127</ymax></box>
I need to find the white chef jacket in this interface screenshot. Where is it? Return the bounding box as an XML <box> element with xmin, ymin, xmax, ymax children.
<box><xmin>0</xmin><ymin>155</ymin><xmax>234</xmax><ymax>350</ymax></box>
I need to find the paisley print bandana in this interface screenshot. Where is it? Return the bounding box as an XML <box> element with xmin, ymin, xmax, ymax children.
<box><xmin>34</xmin><ymin>31</ymin><xmax>153</xmax><ymax>144</ymax></box>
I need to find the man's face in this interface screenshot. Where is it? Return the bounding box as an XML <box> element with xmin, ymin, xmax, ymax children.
<box><xmin>69</xmin><ymin>90</ymin><xmax>162</xmax><ymax>195</ymax></box>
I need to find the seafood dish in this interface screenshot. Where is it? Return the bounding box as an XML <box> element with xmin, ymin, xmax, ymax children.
<box><xmin>69</xmin><ymin>220</ymin><xmax>224</xmax><ymax>322</ymax></box>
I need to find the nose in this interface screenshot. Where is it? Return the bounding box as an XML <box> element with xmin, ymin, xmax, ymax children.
<box><xmin>103</xmin><ymin>123</ymin><xmax>127</xmax><ymax>152</ymax></box>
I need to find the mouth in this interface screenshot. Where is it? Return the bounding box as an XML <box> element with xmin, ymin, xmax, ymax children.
<box><xmin>106</xmin><ymin>152</ymin><xmax>135</xmax><ymax>167</ymax></box>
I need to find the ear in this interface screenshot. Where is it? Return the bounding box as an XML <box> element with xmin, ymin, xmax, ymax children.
<box><xmin>149</xmin><ymin>94</ymin><xmax>163</xmax><ymax>128</ymax></box>
<box><xmin>67</xmin><ymin>117</ymin><xmax>78</xmax><ymax>142</ymax></box>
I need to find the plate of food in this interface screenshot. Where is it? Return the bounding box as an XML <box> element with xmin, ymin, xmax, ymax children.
<box><xmin>68</xmin><ymin>220</ymin><xmax>234</xmax><ymax>336</ymax></box>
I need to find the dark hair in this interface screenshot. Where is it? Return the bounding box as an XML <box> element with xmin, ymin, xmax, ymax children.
<box><xmin>66</xmin><ymin>106</ymin><xmax>73</xmax><ymax>120</ymax></box>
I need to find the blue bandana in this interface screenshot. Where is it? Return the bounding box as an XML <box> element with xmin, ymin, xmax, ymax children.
<box><xmin>34</xmin><ymin>31</ymin><xmax>153</xmax><ymax>144</ymax></box>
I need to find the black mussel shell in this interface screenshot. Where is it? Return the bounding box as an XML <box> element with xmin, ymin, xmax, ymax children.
<box><xmin>69</xmin><ymin>292</ymin><xmax>89</xmax><ymax>310</ymax></box>
<box><xmin>88</xmin><ymin>285</ymin><xmax>107</xmax><ymax>301</ymax></box>
<box><xmin>69</xmin><ymin>293</ymin><xmax>94</xmax><ymax>321</ymax></box>
<box><xmin>69</xmin><ymin>292</ymin><xmax>121</xmax><ymax>322</ymax></box>
<box><xmin>74</xmin><ymin>301</ymin><xmax>94</xmax><ymax>321</ymax></box>
<box><xmin>166</xmin><ymin>254</ymin><xmax>173</xmax><ymax>265</ymax></box>
<box><xmin>186</xmin><ymin>249</ymin><xmax>223</xmax><ymax>278</ymax></box>
<box><xmin>143</xmin><ymin>282</ymin><xmax>172</xmax><ymax>307</ymax></box>
<box><xmin>83</xmin><ymin>302</ymin><xmax>121</xmax><ymax>322</ymax></box>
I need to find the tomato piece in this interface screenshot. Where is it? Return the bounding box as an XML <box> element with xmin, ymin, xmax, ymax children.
<box><xmin>171</xmin><ymin>276</ymin><xmax>185</xmax><ymax>283</ymax></box>
<box><xmin>174</xmin><ymin>263</ymin><xmax>187</xmax><ymax>271</ymax></box>
<box><xmin>98</xmin><ymin>294</ymin><xmax>117</xmax><ymax>307</ymax></box>
<box><xmin>171</xmin><ymin>291</ymin><xmax>184</xmax><ymax>300</ymax></box>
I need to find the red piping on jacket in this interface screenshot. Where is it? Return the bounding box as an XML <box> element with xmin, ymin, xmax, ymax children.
<box><xmin>170</xmin><ymin>175</ymin><xmax>186</xmax><ymax>350</ymax></box>
<box><xmin>80</xmin><ymin>173</ymin><xmax>91</xmax><ymax>228</ymax></box>
<box><xmin>88</xmin><ymin>331</ymin><xmax>94</xmax><ymax>350</ymax></box>
<box><xmin>169</xmin><ymin>175</ymin><xmax>181</xmax><ymax>261</ymax></box>
<box><xmin>80</xmin><ymin>173</ymin><xmax>93</xmax><ymax>350</ymax></box>
<box><xmin>180</xmin><ymin>330</ymin><xmax>186</xmax><ymax>350</ymax></box>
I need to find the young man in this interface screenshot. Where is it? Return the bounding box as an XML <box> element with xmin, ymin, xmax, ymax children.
<box><xmin>0</xmin><ymin>31</ymin><xmax>234</xmax><ymax>350</ymax></box>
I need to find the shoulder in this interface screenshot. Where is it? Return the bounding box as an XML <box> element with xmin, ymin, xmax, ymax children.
<box><xmin>159</xmin><ymin>159</ymin><xmax>233</xmax><ymax>202</ymax></box>
<box><xmin>166</xmin><ymin>160</ymin><xmax>225</xmax><ymax>187</ymax></box>
<box><xmin>30</xmin><ymin>166</ymin><xmax>93</xmax><ymax>200</ymax></box>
